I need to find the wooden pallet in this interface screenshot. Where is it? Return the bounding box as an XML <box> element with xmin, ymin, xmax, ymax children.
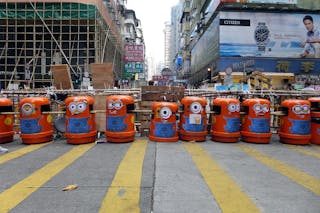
<box><xmin>141</xmin><ymin>86</ymin><xmax>184</xmax><ymax>102</ymax></box>
<box><xmin>136</xmin><ymin>101</ymin><xmax>153</xmax><ymax>136</ymax></box>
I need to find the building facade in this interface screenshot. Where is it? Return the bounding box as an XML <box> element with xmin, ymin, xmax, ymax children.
<box><xmin>122</xmin><ymin>9</ymin><xmax>146</xmax><ymax>86</ymax></box>
<box><xmin>164</xmin><ymin>22</ymin><xmax>172</xmax><ymax>68</ymax></box>
<box><xmin>178</xmin><ymin>0</ymin><xmax>192</xmax><ymax>81</ymax></box>
<box><xmin>0</xmin><ymin>0</ymin><xmax>128</xmax><ymax>89</ymax></box>
<box><xmin>179</xmin><ymin>0</ymin><xmax>320</xmax><ymax>89</ymax></box>
<box><xmin>170</xmin><ymin>2</ymin><xmax>183</xmax><ymax>72</ymax></box>
<box><xmin>0</xmin><ymin>0</ymin><xmax>146</xmax><ymax>89</ymax></box>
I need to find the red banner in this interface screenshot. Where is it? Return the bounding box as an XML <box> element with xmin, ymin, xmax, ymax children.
<box><xmin>152</xmin><ymin>75</ymin><xmax>169</xmax><ymax>81</ymax></box>
<box><xmin>124</xmin><ymin>44</ymin><xmax>144</xmax><ymax>62</ymax></box>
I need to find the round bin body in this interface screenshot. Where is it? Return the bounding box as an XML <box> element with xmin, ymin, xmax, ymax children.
<box><xmin>241</xmin><ymin>99</ymin><xmax>272</xmax><ymax>144</ymax></box>
<box><xmin>150</xmin><ymin>102</ymin><xmax>179</xmax><ymax>142</ymax></box>
<box><xmin>179</xmin><ymin>97</ymin><xmax>207</xmax><ymax>141</ymax></box>
<box><xmin>106</xmin><ymin>95</ymin><xmax>135</xmax><ymax>143</ymax></box>
<box><xmin>19</xmin><ymin>97</ymin><xmax>53</xmax><ymax>144</ymax></box>
<box><xmin>309</xmin><ymin>97</ymin><xmax>320</xmax><ymax>145</ymax></box>
<box><xmin>211</xmin><ymin>98</ymin><xmax>240</xmax><ymax>143</ymax></box>
<box><xmin>65</xmin><ymin>96</ymin><xmax>97</xmax><ymax>144</ymax></box>
<box><xmin>0</xmin><ymin>98</ymin><xmax>14</xmax><ymax>143</ymax></box>
<box><xmin>279</xmin><ymin>100</ymin><xmax>311</xmax><ymax>145</ymax></box>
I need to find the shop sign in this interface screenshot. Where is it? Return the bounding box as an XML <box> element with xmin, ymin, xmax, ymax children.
<box><xmin>124</xmin><ymin>63</ymin><xmax>144</xmax><ymax>73</ymax></box>
<box><xmin>219</xmin><ymin>57</ymin><xmax>320</xmax><ymax>74</ymax></box>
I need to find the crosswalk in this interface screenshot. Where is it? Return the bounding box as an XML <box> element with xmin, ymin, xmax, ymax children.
<box><xmin>0</xmin><ymin>139</ymin><xmax>319</xmax><ymax>213</ymax></box>
<box><xmin>99</xmin><ymin>140</ymin><xmax>148</xmax><ymax>213</ymax></box>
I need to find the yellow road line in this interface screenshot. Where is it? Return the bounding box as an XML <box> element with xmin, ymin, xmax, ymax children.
<box><xmin>312</xmin><ymin>145</ymin><xmax>320</xmax><ymax>151</ymax></box>
<box><xmin>0</xmin><ymin>143</ymin><xmax>50</xmax><ymax>164</ymax></box>
<box><xmin>0</xmin><ymin>143</ymin><xmax>94</xmax><ymax>212</ymax></box>
<box><xmin>99</xmin><ymin>140</ymin><xmax>148</xmax><ymax>213</ymax></box>
<box><xmin>285</xmin><ymin>145</ymin><xmax>320</xmax><ymax>159</ymax></box>
<box><xmin>184</xmin><ymin>143</ymin><xmax>261</xmax><ymax>213</ymax></box>
<box><xmin>238</xmin><ymin>144</ymin><xmax>320</xmax><ymax>196</ymax></box>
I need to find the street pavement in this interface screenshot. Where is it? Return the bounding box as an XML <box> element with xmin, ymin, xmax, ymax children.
<box><xmin>0</xmin><ymin>134</ymin><xmax>319</xmax><ymax>213</ymax></box>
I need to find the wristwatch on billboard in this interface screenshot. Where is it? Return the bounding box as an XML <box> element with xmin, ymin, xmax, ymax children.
<box><xmin>254</xmin><ymin>22</ymin><xmax>270</xmax><ymax>52</ymax></box>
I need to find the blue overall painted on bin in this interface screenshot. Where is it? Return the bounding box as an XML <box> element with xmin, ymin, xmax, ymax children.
<box><xmin>224</xmin><ymin>117</ymin><xmax>240</xmax><ymax>133</ymax></box>
<box><xmin>106</xmin><ymin>115</ymin><xmax>127</xmax><ymax>132</ymax></box>
<box><xmin>21</xmin><ymin>118</ymin><xmax>42</xmax><ymax>134</ymax></box>
<box><xmin>67</xmin><ymin>117</ymin><xmax>91</xmax><ymax>133</ymax></box>
<box><xmin>183</xmin><ymin>116</ymin><xmax>205</xmax><ymax>132</ymax></box>
<box><xmin>249</xmin><ymin>117</ymin><xmax>270</xmax><ymax>133</ymax></box>
<box><xmin>289</xmin><ymin>119</ymin><xmax>310</xmax><ymax>135</ymax></box>
<box><xmin>154</xmin><ymin>122</ymin><xmax>175</xmax><ymax>138</ymax></box>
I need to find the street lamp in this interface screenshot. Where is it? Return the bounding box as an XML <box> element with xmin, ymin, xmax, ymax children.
<box><xmin>207</xmin><ymin>67</ymin><xmax>212</xmax><ymax>83</ymax></box>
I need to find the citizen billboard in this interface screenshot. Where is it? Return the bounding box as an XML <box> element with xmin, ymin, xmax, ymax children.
<box><xmin>221</xmin><ymin>0</ymin><xmax>297</xmax><ymax>3</ymax></box>
<box><xmin>220</xmin><ymin>12</ymin><xmax>320</xmax><ymax>59</ymax></box>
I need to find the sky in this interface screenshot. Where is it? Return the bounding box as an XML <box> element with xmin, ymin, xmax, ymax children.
<box><xmin>126</xmin><ymin>0</ymin><xmax>180</xmax><ymax>64</ymax></box>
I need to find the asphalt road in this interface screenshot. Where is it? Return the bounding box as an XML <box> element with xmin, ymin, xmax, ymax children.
<box><xmin>0</xmin><ymin>134</ymin><xmax>319</xmax><ymax>213</ymax></box>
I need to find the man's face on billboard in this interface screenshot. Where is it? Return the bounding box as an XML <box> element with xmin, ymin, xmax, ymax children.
<box><xmin>304</xmin><ymin>19</ymin><xmax>314</xmax><ymax>32</ymax></box>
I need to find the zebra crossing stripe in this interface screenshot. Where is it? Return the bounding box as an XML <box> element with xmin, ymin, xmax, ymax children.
<box><xmin>0</xmin><ymin>143</ymin><xmax>50</xmax><ymax>164</ymax></box>
<box><xmin>99</xmin><ymin>139</ymin><xmax>148</xmax><ymax>213</ymax></box>
<box><xmin>238</xmin><ymin>144</ymin><xmax>320</xmax><ymax>196</ymax></box>
<box><xmin>285</xmin><ymin>145</ymin><xmax>320</xmax><ymax>159</ymax></box>
<box><xmin>0</xmin><ymin>143</ymin><xmax>94</xmax><ymax>212</ymax></box>
<box><xmin>184</xmin><ymin>142</ymin><xmax>261</xmax><ymax>213</ymax></box>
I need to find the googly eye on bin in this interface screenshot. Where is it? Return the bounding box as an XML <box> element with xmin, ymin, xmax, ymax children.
<box><xmin>228</xmin><ymin>103</ymin><xmax>239</xmax><ymax>113</ymax></box>
<box><xmin>262</xmin><ymin>104</ymin><xmax>269</xmax><ymax>113</ymax></box>
<box><xmin>302</xmin><ymin>105</ymin><xmax>310</xmax><ymax>114</ymax></box>
<box><xmin>22</xmin><ymin>103</ymin><xmax>34</xmax><ymax>116</ymax></box>
<box><xmin>108</xmin><ymin>101</ymin><xmax>114</xmax><ymax>109</ymax></box>
<box><xmin>68</xmin><ymin>102</ymin><xmax>77</xmax><ymax>113</ymax></box>
<box><xmin>114</xmin><ymin>100</ymin><xmax>123</xmax><ymax>110</ymax></box>
<box><xmin>293</xmin><ymin>105</ymin><xmax>302</xmax><ymax>114</ymax></box>
<box><xmin>190</xmin><ymin>102</ymin><xmax>202</xmax><ymax>114</ymax></box>
<box><xmin>77</xmin><ymin>102</ymin><xmax>87</xmax><ymax>112</ymax></box>
<box><xmin>236</xmin><ymin>104</ymin><xmax>240</xmax><ymax>112</ymax></box>
<box><xmin>253</xmin><ymin>104</ymin><xmax>262</xmax><ymax>113</ymax></box>
<box><xmin>159</xmin><ymin>107</ymin><xmax>172</xmax><ymax>119</ymax></box>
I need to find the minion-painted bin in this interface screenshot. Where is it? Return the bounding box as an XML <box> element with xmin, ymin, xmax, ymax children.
<box><xmin>211</xmin><ymin>98</ymin><xmax>240</xmax><ymax>143</ymax></box>
<box><xmin>279</xmin><ymin>100</ymin><xmax>311</xmax><ymax>145</ymax></box>
<box><xmin>19</xmin><ymin>97</ymin><xmax>53</xmax><ymax>144</ymax></box>
<box><xmin>106</xmin><ymin>95</ymin><xmax>135</xmax><ymax>143</ymax></box>
<box><xmin>0</xmin><ymin>98</ymin><xmax>14</xmax><ymax>143</ymax></box>
<box><xmin>65</xmin><ymin>96</ymin><xmax>97</xmax><ymax>144</ymax></box>
<box><xmin>150</xmin><ymin>102</ymin><xmax>179</xmax><ymax>142</ymax></box>
<box><xmin>241</xmin><ymin>99</ymin><xmax>272</xmax><ymax>144</ymax></box>
<box><xmin>309</xmin><ymin>97</ymin><xmax>320</xmax><ymax>145</ymax></box>
<box><xmin>179</xmin><ymin>97</ymin><xmax>207</xmax><ymax>141</ymax></box>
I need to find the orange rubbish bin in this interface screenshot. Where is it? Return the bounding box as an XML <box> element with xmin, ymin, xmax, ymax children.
<box><xmin>0</xmin><ymin>98</ymin><xmax>14</xmax><ymax>143</ymax></box>
<box><xmin>150</xmin><ymin>102</ymin><xmax>179</xmax><ymax>142</ymax></box>
<box><xmin>309</xmin><ymin>97</ymin><xmax>320</xmax><ymax>145</ymax></box>
<box><xmin>241</xmin><ymin>99</ymin><xmax>272</xmax><ymax>144</ymax></box>
<box><xmin>65</xmin><ymin>96</ymin><xmax>97</xmax><ymax>144</ymax></box>
<box><xmin>279</xmin><ymin>99</ymin><xmax>311</xmax><ymax>145</ymax></box>
<box><xmin>19</xmin><ymin>97</ymin><xmax>53</xmax><ymax>144</ymax></box>
<box><xmin>106</xmin><ymin>95</ymin><xmax>135</xmax><ymax>143</ymax></box>
<box><xmin>211</xmin><ymin>98</ymin><xmax>240</xmax><ymax>143</ymax></box>
<box><xmin>179</xmin><ymin>97</ymin><xmax>207</xmax><ymax>141</ymax></box>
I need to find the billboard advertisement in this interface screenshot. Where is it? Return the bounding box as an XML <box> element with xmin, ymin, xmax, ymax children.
<box><xmin>221</xmin><ymin>0</ymin><xmax>297</xmax><ymax>3</ymax></box>
<box><xmin>220</xmin><ymin>12</ymin><xmax>320</xmax><ymax>58</ymax></box>
<box><xmin>124</xmin><ymin>44</ymin><xmax>144</xmax><ymax>62</ymax></box>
